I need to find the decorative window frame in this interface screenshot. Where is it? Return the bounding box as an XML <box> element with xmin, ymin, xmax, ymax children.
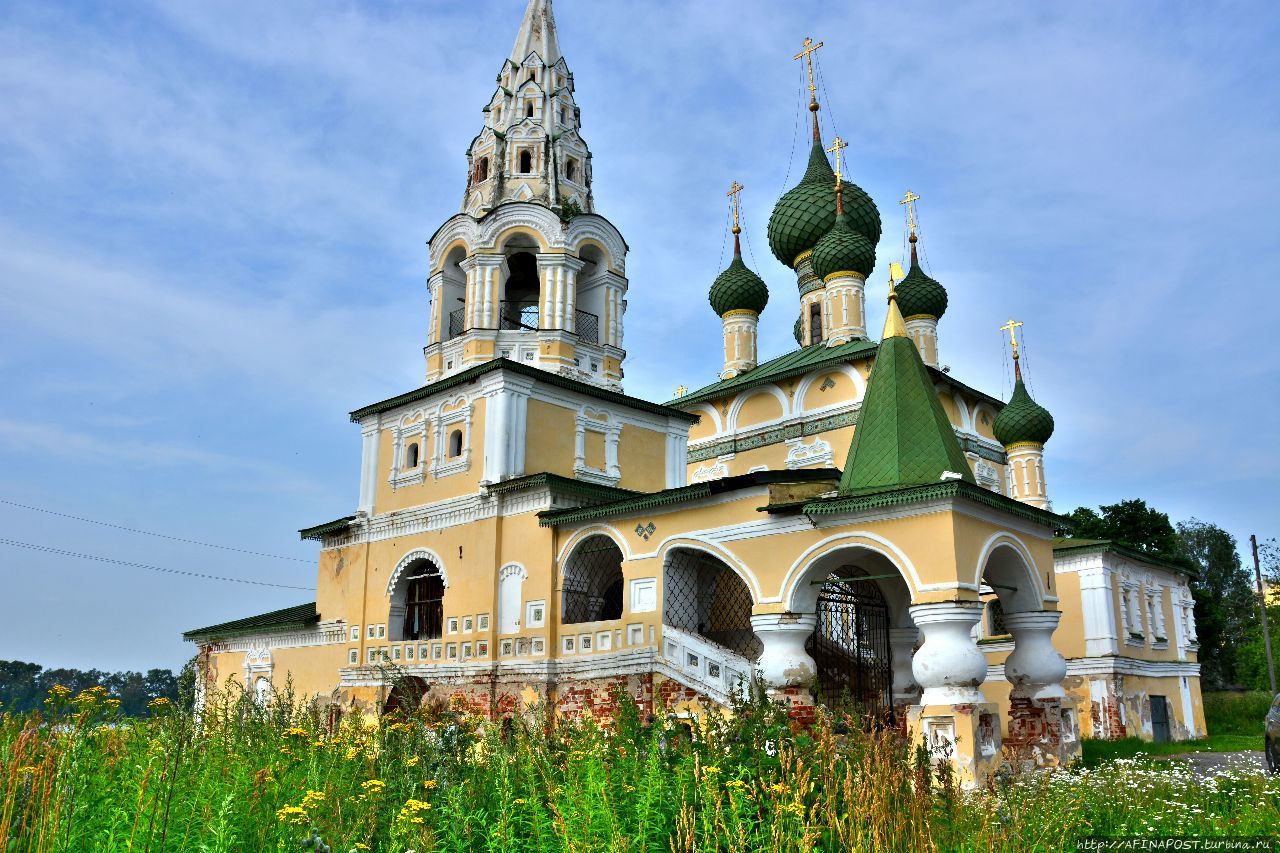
<box><xmin>783</xmin><ymin>436</ymin><xmax>833</xmax><ymax>469</ymax></box>
<box><xmin>432</xmin><ymin>397</ymin><xmax>474</xmax><ymax>479</ymax></box>
<box><xmin>526</xmin><ymin>599</ymin><xmax>546</xmax><ymax>629</ymax></box>
<box><xmin>244</xmin><ymin>647</ymin><xmax>272</xmax><ymax>690</ymax></box>
<box><xmin>388</xmin><ymin>414</ymin><xmax>429</xmax><ymax>488</ymax></box>
<box><xmin>574</xmin><ymin>406</ymin><xmax>622</xmax><ymax>485</ymax></box>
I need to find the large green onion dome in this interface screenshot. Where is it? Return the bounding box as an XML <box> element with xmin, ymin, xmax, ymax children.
<box><xmin>709</xmin><ymin>242</ymin><xmax>769</xmax><ymax>316</ymax></box>
<box><xmin>993</xmin><ymin>377</ymin><xmax>1055</xmax><ymax>447</ymax></box>
<box><xmin>811</xmin><ymin>208</ymin><xmax>876</xmax><ymax>281</ymax></box>
<box><xmin>896</xmin><ymin>236</ymin><xmax>948</xmax><ymax>320</ymax></box>
<box><xmin>767</xmin><ymin>141</ymin><xmax>882</xmax><ymax>269</ymax></box>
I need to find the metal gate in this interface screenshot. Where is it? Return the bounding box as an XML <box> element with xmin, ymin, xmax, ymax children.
<box><xmin>1150</xmin><ymin>695</ymin><xmax>1171</xmax><ymax>744</ymax></box>
<box><xmin>807</xmin><ymin>570</ymin><xmax>892</xmax><ymax>715</ymax></box>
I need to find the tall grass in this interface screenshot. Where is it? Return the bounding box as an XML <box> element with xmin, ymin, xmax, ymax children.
<box><xmin>3</xmin><ymin>681</ymin><xmax>1278</xmax><ymax>852</ymax></box>
<box><xmin>1203</xmin><ymin>691</ymin><xmax>1274</xmax><ymax>737</ymax></box>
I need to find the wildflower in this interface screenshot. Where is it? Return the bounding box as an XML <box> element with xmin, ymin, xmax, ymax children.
<box><xmin>147</xmin><ymin>697</ymin><xmax>171</xmax><ymax>710</ymax></box>
<box><xmin>49</xmin><ymin>685</ymin><xmax>71</xmax><ymax>698</ymax></box>
<box><xmin>361</xmin><ymin>779</ymin><xmax>386</xmax><ymax>794</ymax></box>
<box><xmin>352</xmin><ymin>845</ymin><xmax>370</xmax><ymax>851</ymax></box>
<box><xmin>283</xmin><ymin>726</ymin><xmax>309</xmax><ymax>738</ymax></box>
<box><xmin>406</xmin><ymin>755</ymin><xmax>420</xmax><ymax>767</ymax></box>
<box><xmin>513</xmin><ymin>798</ymin><xmax>526</xmax><ymax>805</ymax></box>
<box><xmin>302</xmin><ymin>790</ymin><xmax>326</xmax><ymax>809</ymax></box>
<box><xmin>397</xmin><ymin>797</ymin><xmax>432</xmax><ymax>825</ymax></box>
<box><xmin>16</xmin><ymin>766</ymin><xmax>38</xmax><ymax>775</ymax></box>
<box><xmin>276</xmin><ymin>804</ymin><xmax>308</xmax><ymax>825</ymax></box>
<box><xmin>423</xmin><ymin>779</ymin><xmax>438</xmax><ymax>790</ymax></box>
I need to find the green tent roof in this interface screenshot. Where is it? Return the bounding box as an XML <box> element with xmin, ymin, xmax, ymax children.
<box><xmin>838</xmin><ymin>310</ymin><xmax>975</xmax><ymax>494</ymax></box>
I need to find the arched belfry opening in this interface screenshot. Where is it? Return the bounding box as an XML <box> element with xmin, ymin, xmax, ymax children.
<box><xmin>662</xmin><ymin>548</ymin><xmax>760</xmax><ymax>660</ymax></box>
<box><xmin>442</xmin><ymin>245</ymin><xmax>468</xmax><ymax>340</ymax></box>
<box><xmin>561</xmin><ymin>535</ymin><xmax>624</xmax><ymax>624</ymax></box>
<box><xmin>573</xmin><ymin>243</ymin><xmax>606</xmax><ymax>345</ymax></box>
<box><xmin>501</xmin><ymin>249</ymin><xmax>540</xmax><ymax>331</ymax></box>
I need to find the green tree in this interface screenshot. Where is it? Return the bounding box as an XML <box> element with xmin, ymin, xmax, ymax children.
<box><xmin>1178</xmin><ymin>519</ymin><xmax>1257</xmax><ymax>689</ymax></box>
<box><xmin>1063</xmin><ymin>499</ymin><xmax>1181</xmax><ymax>557</ymax></box>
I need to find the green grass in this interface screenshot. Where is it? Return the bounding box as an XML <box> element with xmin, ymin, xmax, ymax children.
<box><xmin>1204</xmin><ymin>690</ymin><xmax>1274</xmax><ymax>737</ymax></box>
<box><xmin>1081</xmin><ymin>734</ymin><xmax>1265</xmax><ymax>766</ymax></box>
<box><xmin>3</xmin><ymin>682</ymin><xmax>1279</xmax><ymax>852</ymax></box>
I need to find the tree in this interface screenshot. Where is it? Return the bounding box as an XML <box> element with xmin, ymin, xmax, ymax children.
<box><xmin>1178</xmin><ymin>519</ymin><xmax>1257</xmax><ymax>690</ymax></box>
<box><xmin>1063</xmin><ymin>499</ymin><xmax>1181</xmax><ymax>558</ymax></box>
<box><xmin>0</xmin><ymin>660</ymin><xmax>181</xmax><ymax>715</ymax></box>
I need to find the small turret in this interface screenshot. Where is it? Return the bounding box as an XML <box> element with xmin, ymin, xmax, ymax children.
<box><xmin>895</xmin><ymin>191</ymin><xmax>948</xmax><ymax>367</ymax></box>
<box><xmin>993</xmin><ymin>320</ymin><xmax>1055</xmax><ymax>508</ymax></box>
<box><xmin>710</xmin><ymin>182</ymin><xmax>769</xmax><ymax>378</ymax></box>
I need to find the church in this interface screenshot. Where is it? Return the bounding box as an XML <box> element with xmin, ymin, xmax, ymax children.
<box><xmin>185</xmin><ymin>0</ymin><xmax>1204</xmax><ymax>784</ymax></box>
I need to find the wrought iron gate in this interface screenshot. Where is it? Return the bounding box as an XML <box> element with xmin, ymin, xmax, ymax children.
<box><xmin>807</xmin><ymin>571</ymin><xmax>892</xmax><ymax>715</ymax></box>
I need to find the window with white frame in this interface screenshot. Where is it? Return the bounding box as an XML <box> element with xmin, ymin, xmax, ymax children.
<box><xmin>389</xmin><ymin>415</ymin><xmax>428</xmax><ymax>487</ymax></box>
<box><xmin>574</xmin><ymin>406</ymin><xmax>621</xmax><ymax>485</ymax></box>
<box><xmin>432</xmin><ymin>399</ymin><xmax>472</xmax><ymax>478</ymax></box>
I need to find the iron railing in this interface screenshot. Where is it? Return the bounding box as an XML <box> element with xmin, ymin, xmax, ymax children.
<box><xmin>561</xmin><ymin>535</ymin><xmax>625</xmax><ymax>624</ymax></box>
<box><xmin>446</xmin><ymin>303</ymin><xmax>601</xmax><ymax>344</ymax></box>
<box><xmin>663</xmin><ymin>549</ymin><xmax>761</xmax><ymax>660</ymax></box>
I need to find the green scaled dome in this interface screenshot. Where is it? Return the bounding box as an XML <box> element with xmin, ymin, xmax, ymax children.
<box><xmin>793</xmin><ymin>314</ymin><xmax>803</xmax><ymax>344</ymax></box>
<box><xmin>812</xmin><ymin>212</ymin><xmax>876</xmax><ymax>280</ymax></box>
<box><xmin>897</xmin><ymin>251</ymin><xmax>948</xmax><ymax>320</ymax></box>
<box><xmin>709</xmin><ymin>251</ymin><xmax>769</xmax><ymax>316</ymax></box>
<box><xmin>767</xmin><ymin>141</ymin><xmax>882</xmax><ymax>268</ymax></box>
<box><xmin>993</xmin><ymin>379</ymin><xmax>1055</xmax><ymax>447</ymax></box>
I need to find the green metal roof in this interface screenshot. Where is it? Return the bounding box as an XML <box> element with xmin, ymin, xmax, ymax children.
<box><xmin>299</xmin><ymin>515</ymin><xmax>356</xmax><ymax>542</ymax></box>
<box><xmin>351</xmin><ymin>358</ymin><xmax>700</xmax><ymax>424</ymax></box>
<box><xmin>838</xmin><ymin>332</ymin><xmax>975</xmax><ymax>494</ymax></box>
<box><xmin>1052</xmin><ymin>537</ymin><xmax>1197</xmax><ymax>578</ymax></box>
<box><xmin>993</xmin><ymin>378</ymin><xmax>1055</xmax><ymax>447</ymax></box>
<box><xmin>485</xmin><ymin>472</ymin><xmax>639</xmax><ymax>503</ymax></box>
<box><xmin>184</xmin><ymin>602</ymin><xmax>318</xmax><ymax>642</ymax></box>
<box><xmin>539</xmin><ymin>469</ymin><xmax>839</xmax><ymax>527</ymax></box>
<box><xmin>801</xmin><ymin>480</ymin><xmax>1066</xmax><ymax>529</ymax></box>
<box><xmin>670</xmin><ymin>339</ymin><xmax>879</xmax><ymax>407</ymax></box>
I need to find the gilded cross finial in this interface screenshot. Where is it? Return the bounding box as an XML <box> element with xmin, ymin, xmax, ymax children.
<box><xmin>899</xmin><ymin>189</ymin><xmax>921</xmax><ymax>237</ymax></box>
<box><xmin>1000</xmin><ymin>318</ymin><xmax>1024</xmax><ymax>360</ymax></box>
<box><xmin>674</xmin><ymin>384</ymin><xmax>688</xmax><ymax>398</ymax></box>
<box><xmin>727</xmin><ymin>180</ymin><xmax>744</xmax><ymax>234</ymax></box>
<box><xmin>793</xmin><ymin>37</ymin><xmax>824</xmax><ymax>102</ymax></box>
<box><xmin>826</xmin><ymin>136</ymin><xmax>847</xmax><ymax>188</ymax></box>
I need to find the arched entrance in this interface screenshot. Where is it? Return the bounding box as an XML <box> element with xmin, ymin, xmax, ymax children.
<box><xmin>808</xmin><ymin>568</ymin><xmax>892</xmax><ymax>713</ymax></box>
<box><xmin>561</xmin><ymin>534</ymin><xmax>624</xmax><ymax>624</ymax></box>
<box><xmin>662</xmin><ymin>547</ymin><xmax>760</xmax><ymax>660</ymax></box>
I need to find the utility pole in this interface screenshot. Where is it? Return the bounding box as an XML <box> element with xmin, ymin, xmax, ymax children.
<box><xmin>1251</xmin><ymin>534</ymin><xmax>1277</xmax><ymax>696</ymax></box>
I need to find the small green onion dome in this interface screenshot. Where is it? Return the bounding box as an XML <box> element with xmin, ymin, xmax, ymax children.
<box><xmin>767</xmin><ymin>141</ymin><xmax>881</xmax><ymax>269</ymax></box>
<box><xmin>793</xmin><ymin>314</ymin><xmax>803</xmax><ymax>344</ymax></box>
<box><xmin>709</xmin><ymin>246</ymin><xmax>769</xmax><ymax>316</ymax></box>
<box><xmin>812</xmin><ymin>211</ymin><xmax>876</xmax><ymax>281</ymax></box>
<box><xmin>993</xmin><ymin>379</ymin><xmax>1055</xmax><ymax>447</ymax></box>
<box><xmin>896</xmin><ymin>239</ymin><xmax>948</xmax><ymax>320</ymax></box>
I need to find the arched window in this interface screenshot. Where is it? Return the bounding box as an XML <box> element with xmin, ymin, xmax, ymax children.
<box><xmin>809</xmin><ymin>301</ymin><xmax>823</xmax><ymax>345</ymax></box>
<box><xmin>565</xmin><ymin>159</ymin><xmax>576</xmax><ymax>181</ymax></box>
<box><xmin>448</xmin><ymin>429</ymin><xmax>464</xmax><ymax>458</ymax></box>
<box><xmin>493</xmin><ymin>105</ymin><xmax>501</xmax><ymax>124</ymax></box>
<box><xmin>518</xmin><ymin>150</ymin><xmax>532</xmax><ymax>173</ymax></box>
<box><xmin>405</xmin><ymin>442</ymin><xmax>420</xmax><ymax>469</ymax></box>
<box><xmin>663</xmin><ymin>549</ymin><xmax>760</xmax><ymax>659</ymax></box>
<box><xmin>558</xmin><ymin>107</ymin><xmax>565</xmax><ymax>125</ymax></box>
<box><xmin>477</xmin><ymin>157</ymin><xmax>489</xmax><ymax>182</ymax></box>
<box><xmin>498</xmin><ymin>565</ymin><xmax>526</xmax><ymax>634</ymax></box>
<box><xmin>403</xmin><ymin>566</ymin><xmax>445</xmax><ymax>641</ymax></box>
<box><xmin>562</xmin><ymin>535</ymin><xmax>625</xmax><ymax>624</ymax></box>
<box><xmin>254</xmin><ymin>676</ymin><xmax>271</xmax><ymax>706</ymax></box>
<box><xmin>525</xmin><ymin>102</ymin><xmax>534</xmax><ymax>118</ymax></box>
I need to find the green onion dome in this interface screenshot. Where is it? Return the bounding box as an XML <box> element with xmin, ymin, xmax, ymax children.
<box><xmin>709</xmin><ymin>244</ymin><xmax>769</xmax><ymax>316</ymax></box>
<box><xmin>793</xmin><ymin>314</ymin><xmax>803</xmax><ymax>344</ymax></box>
<box><xmin>896</xmin><ymin>237</ymin><xmax>948</xmax><ymax>320</ymax></box>
<box><xmin>812</xmin><ymin>210</ymin><xmax>876</xmax><ymax>281</ymax></box>
<box><xmin>767</xmin><ymin>141</ymin><xmax>881</xmax><ymax>269</ymax></box>
<box><xmin>993</xmin><ymin>378</ymin><xmax>1055</xmax><ymax>447</ymax></box>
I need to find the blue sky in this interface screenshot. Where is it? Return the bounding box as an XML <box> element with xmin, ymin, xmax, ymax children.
<box><xmin>1</xmin><ymin>0</ymin><xmax>1277</xmax><ymax>672</ymax></box>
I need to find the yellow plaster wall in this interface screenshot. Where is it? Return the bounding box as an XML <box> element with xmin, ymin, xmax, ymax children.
<box><xmin>1051</xmin><ymin>571</ymin><xmax>1087</xmax><ymax>658</ymax></box>
<box><xmin>617</xmin><ymin>424</ymin><xmax>666</xmax><ymax>492</ymax></box>
<box><xmin>524</xmin><ymin>399</ymin><xmax>577</xmax><ymax>478</ymax></box>
<box><xmin>583</xmin><ymin>429</ymin><xmax>606</xmax><ymax>471</ymax></box>
<box><xmin>732</xmin><ymin>389</ymin><xmax>784</xmax><ymax>431</ymax></box>
<box><xmin>373</xmin><ymin>398</ymin><xmax>487</xmax><ymax>514</ymax></box>
<box><xmin>801</xmin><ymin>371</ymin><xmax>857</xmax><ymax>412</ymax></box>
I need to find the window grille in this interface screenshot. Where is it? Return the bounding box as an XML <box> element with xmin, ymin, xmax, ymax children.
<box><xmin>561</xmin><ymin>536</ymin><xmax>624</xmax><ymax>624</ymax></box>
<box><xmin>662</xmin><ymin>549</ymin><xmax>761</xmax><ymax>659</ymax></box>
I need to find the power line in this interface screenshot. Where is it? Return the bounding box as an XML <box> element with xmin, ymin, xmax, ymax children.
<box><xmin>0</xmin><ymin>498</ymin><xmax>310</xmax><ymax>563</ymax></box>
<box><xmin>0</xmin><ymin>538</ymin><xmax>315</xmax><ymax>591</ymax></box>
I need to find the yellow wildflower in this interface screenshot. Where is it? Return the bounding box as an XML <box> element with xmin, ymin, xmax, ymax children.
<box><xmin>361</xmin><ymin>779</ymin><xmax>386</xmax><ymax>793</ymax></box>
<box><xmin>301</xmin><ymin>790</ymin><xmax>325</xmax><ymax>809</ymax></box>
<box><xmin>283</xmin><ymin>726</ymin><xmax>309</xmax><ymax>738</ymax></box>
<box><xmin>276</xmin><ymin>804</ymin><xmax>308</xmax><ymax>825</ymax></box>
<box><xmin>423</xmin><ymin>779</ymin><xmax>438</xmax><ymax>790</ymax></box>
<box><xmin>406</xmin><ymin>755</ymin><xmax>420</xmax><ymax>767</ymax></box>
<box><xmin>49</xmin><ymin>685</ymin><xmax>71</xmax><ymax>698</ymax></box>
<box><xmin>16</xmin><ymin>766</ymin><xmax>38</xmax><ymax>775</ymax></box>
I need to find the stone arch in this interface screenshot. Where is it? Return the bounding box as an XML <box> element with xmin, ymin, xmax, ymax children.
<box><xmin>560</xmin><ymin>534</ymin><xmax>625</xmax><ymax>624</ymax></box>
<box><xmin>494</xmin><ymin>225</ymin><xmax>551</xmax><ymax>254</ymax></box>
<box><xmin>566</xmin><ymin>215</ymin><xmax>627</xmax><ymax>275</ymax></box>
<box><xmin>971</xmin><ymin>402</ymin><xmax>1000</xmax><ymax>441</ymax></box>
<box><xmin>778</xmin><ymin>533</ymin><xmax>922</xmax><ymax>609</ymax></box>
<box><xmin>661</xmin><ymin>545</ymin><xmax>761</xmax><ymax>659</ymax></box>
<box><xmin>386</xmin><ymin>548</ymin><xmax>448</xmax><ymax>642</ymax></box>
<box><xmin>727</xmin><ymin>385</ymin><xmax>788</xmax><ymax>432</ymax></box>
<box><xmin>654</xmin><ymin>538</ymin><xmax>762</xmax><ymax>604</ymax></box>
<box><xmin>974</xmin><ymin>533</ymin><xmax>1048</xmax><ymax>614</ymax></box>
<box><xmin>555</xmin><ymin>524</ymin><xmax>630</xmax><ymax>565</ymax></box>
<box><xmin>783</xmin><ymin>542</ymin><xmax>915</xmax><ymax>626</ymax></box>
<box><xmin>686</xmin><ymin>403</ymin><xmax>723</xmax><ymax>443</ymax></box>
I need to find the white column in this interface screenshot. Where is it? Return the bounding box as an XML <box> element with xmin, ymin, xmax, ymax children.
<box><xmin>1003</xmin><ymin>610</ymin><xmax>1067</xmax><ymax>700</ymax></box>
<box><xmin>357</xmin><ymin>417</ymin><xmax>380</xmax><ymax>515</ymax></box>
<box><xmin>904</xmin><ymin>317</ymin><xmax>939</xmax><ymax>367</ymax></box>
<box><xmin>665</xmin><ymin>426</ymin><xmax>688</xmax><ymax>489</ymax></box>
<box><xmin>909</xmin><ymin>601</ymin><xmax>987</xmax><ymax>706</ymax></box>
<box><xmin>889</xmin><ymin>627</ymin><xmax>922</xmax><ymax>704</ymax></box>
<box><xmin>427</xmin><ymin>271</ymin><xmax>444</xmax><ymax>345</ymax></box>
<box><xmin>483</xmin><ymin>389</ymin><xmax>510</xmax><ymax>484</ymax></box>
<box><xmin>750</xmin><ymin>613</ymin><xmax>817</xmax><ymax>688</ymax></box>
<box><xmin>460</xmin><ymin>257</ymin><xmax>479</xmax><ymax>329</ymax></box>
<box><xmin>1078</xmin><ymin>564</ymin><xmax>1120</xmax><ymax>657</ymax></box>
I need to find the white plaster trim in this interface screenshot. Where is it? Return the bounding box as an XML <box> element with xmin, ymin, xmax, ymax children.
<box><xmin>654</xmin><ymin>538</ymin><xmax>764</xmax><ymax>605</ymax></box>
<box><xmin>972</xmin><ymin>532</ymin><xmax>1050</xmax><ymax>608</ymax></box>
<box><xmin>386</xmin><ymin>548</ymin><xmax>449</xmax><ymax>598</ymax></box>
<box><xmin>554</xmin><ymin>524</ymin><xmax>633</xmax><ymax>565</ymax></box>
<box><xmin>988</xmin><ymin>657</ymin><xmax>1201</xmax><ymax>680</ymax></box>
<box><xmin>777</xmin><ymin>532</ymin><xmax>923</xmax><ymax>607</ymax></box>
<box><xmin>215</xmin><ymin>622</ymin><xmax>347</xmax><ymax>653</ymax></box>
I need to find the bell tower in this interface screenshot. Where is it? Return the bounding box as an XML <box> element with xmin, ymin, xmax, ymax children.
<box><xmin>423</xmin><ymin>0</ymin><xmax>628</xmax><ymax>390</ymax></box>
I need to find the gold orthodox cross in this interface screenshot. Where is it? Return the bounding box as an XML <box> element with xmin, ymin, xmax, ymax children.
<box><xmin>826</xmin><ymin>136</ymin><xmax>847</xmax><ymax>187</ymax></box>
<box><xmin>726</xmin><ymin>180</ymin><xmax>744</xmax><ymax>232</ymax></box>
<box><xmin>899</xmin><ymin>189</ymin><xmax>921</xmax><ymax>235</ymax></box>
<box><xmin>673</xmin><ymin>385</ymin><xmax>688</xmax><ymax>398</ymax></box>
<box><xmin>1000</xmin><ymin>318</ymin><xmax>1024</xmax><ymax>359</ymax></box>
<box><xmin>794</xmin><ymin>37</ymin><xmax>824</xmax><ymax>100</ymax></box>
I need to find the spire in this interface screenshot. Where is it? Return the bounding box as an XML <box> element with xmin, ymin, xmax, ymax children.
<box><xmin>883</xmin><ymin>267</ymin><xmax>907</xmax><ymax>339</ymax></box>
<box><xmin>511</xmin><ymin>0</ymin><xmax>560</xmax><ymax>65</ymax></box>
<box><xmin>837</xmin><ymin>277</ymin><xmax>974</xmax><ymax>495</ymax></box>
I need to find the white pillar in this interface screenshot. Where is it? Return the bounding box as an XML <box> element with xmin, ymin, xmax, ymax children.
<box><xmin>1005</xmin><ymin>443</ymin><xmax>1050</xmax><ymax>509</ymax></box>
<box><xmin>889</xmin><ymin>627</ymin><xmax>922</xmax><ymax>704</ymax></box>
<box><xmin>1078</xmin><ymin>565</ymin><xmax>1120</xmax><ymax>657</ymax></box>
<box><xmin>750</xmin><ymin>613</ymin><xmax>817</xmax><ymax>688</ymax></box>
<box><xmin>1003</xmin><ymin>610</ymin><xmax>1067</xmax><ymax>700</ymax></box>
<box><xmin>909</xmin><ymin>601</ymin><xmax>987</xmax><ymax>706</ymax></box>
<box><xmin>904</xmin><ymin>317</ymin><xmax>939</xmax><ymax>367</ymax></box>
<box><xmin>357</xmin><ymin>417</ymin><xmax>380</xmax><ymax>515</ymax></box>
